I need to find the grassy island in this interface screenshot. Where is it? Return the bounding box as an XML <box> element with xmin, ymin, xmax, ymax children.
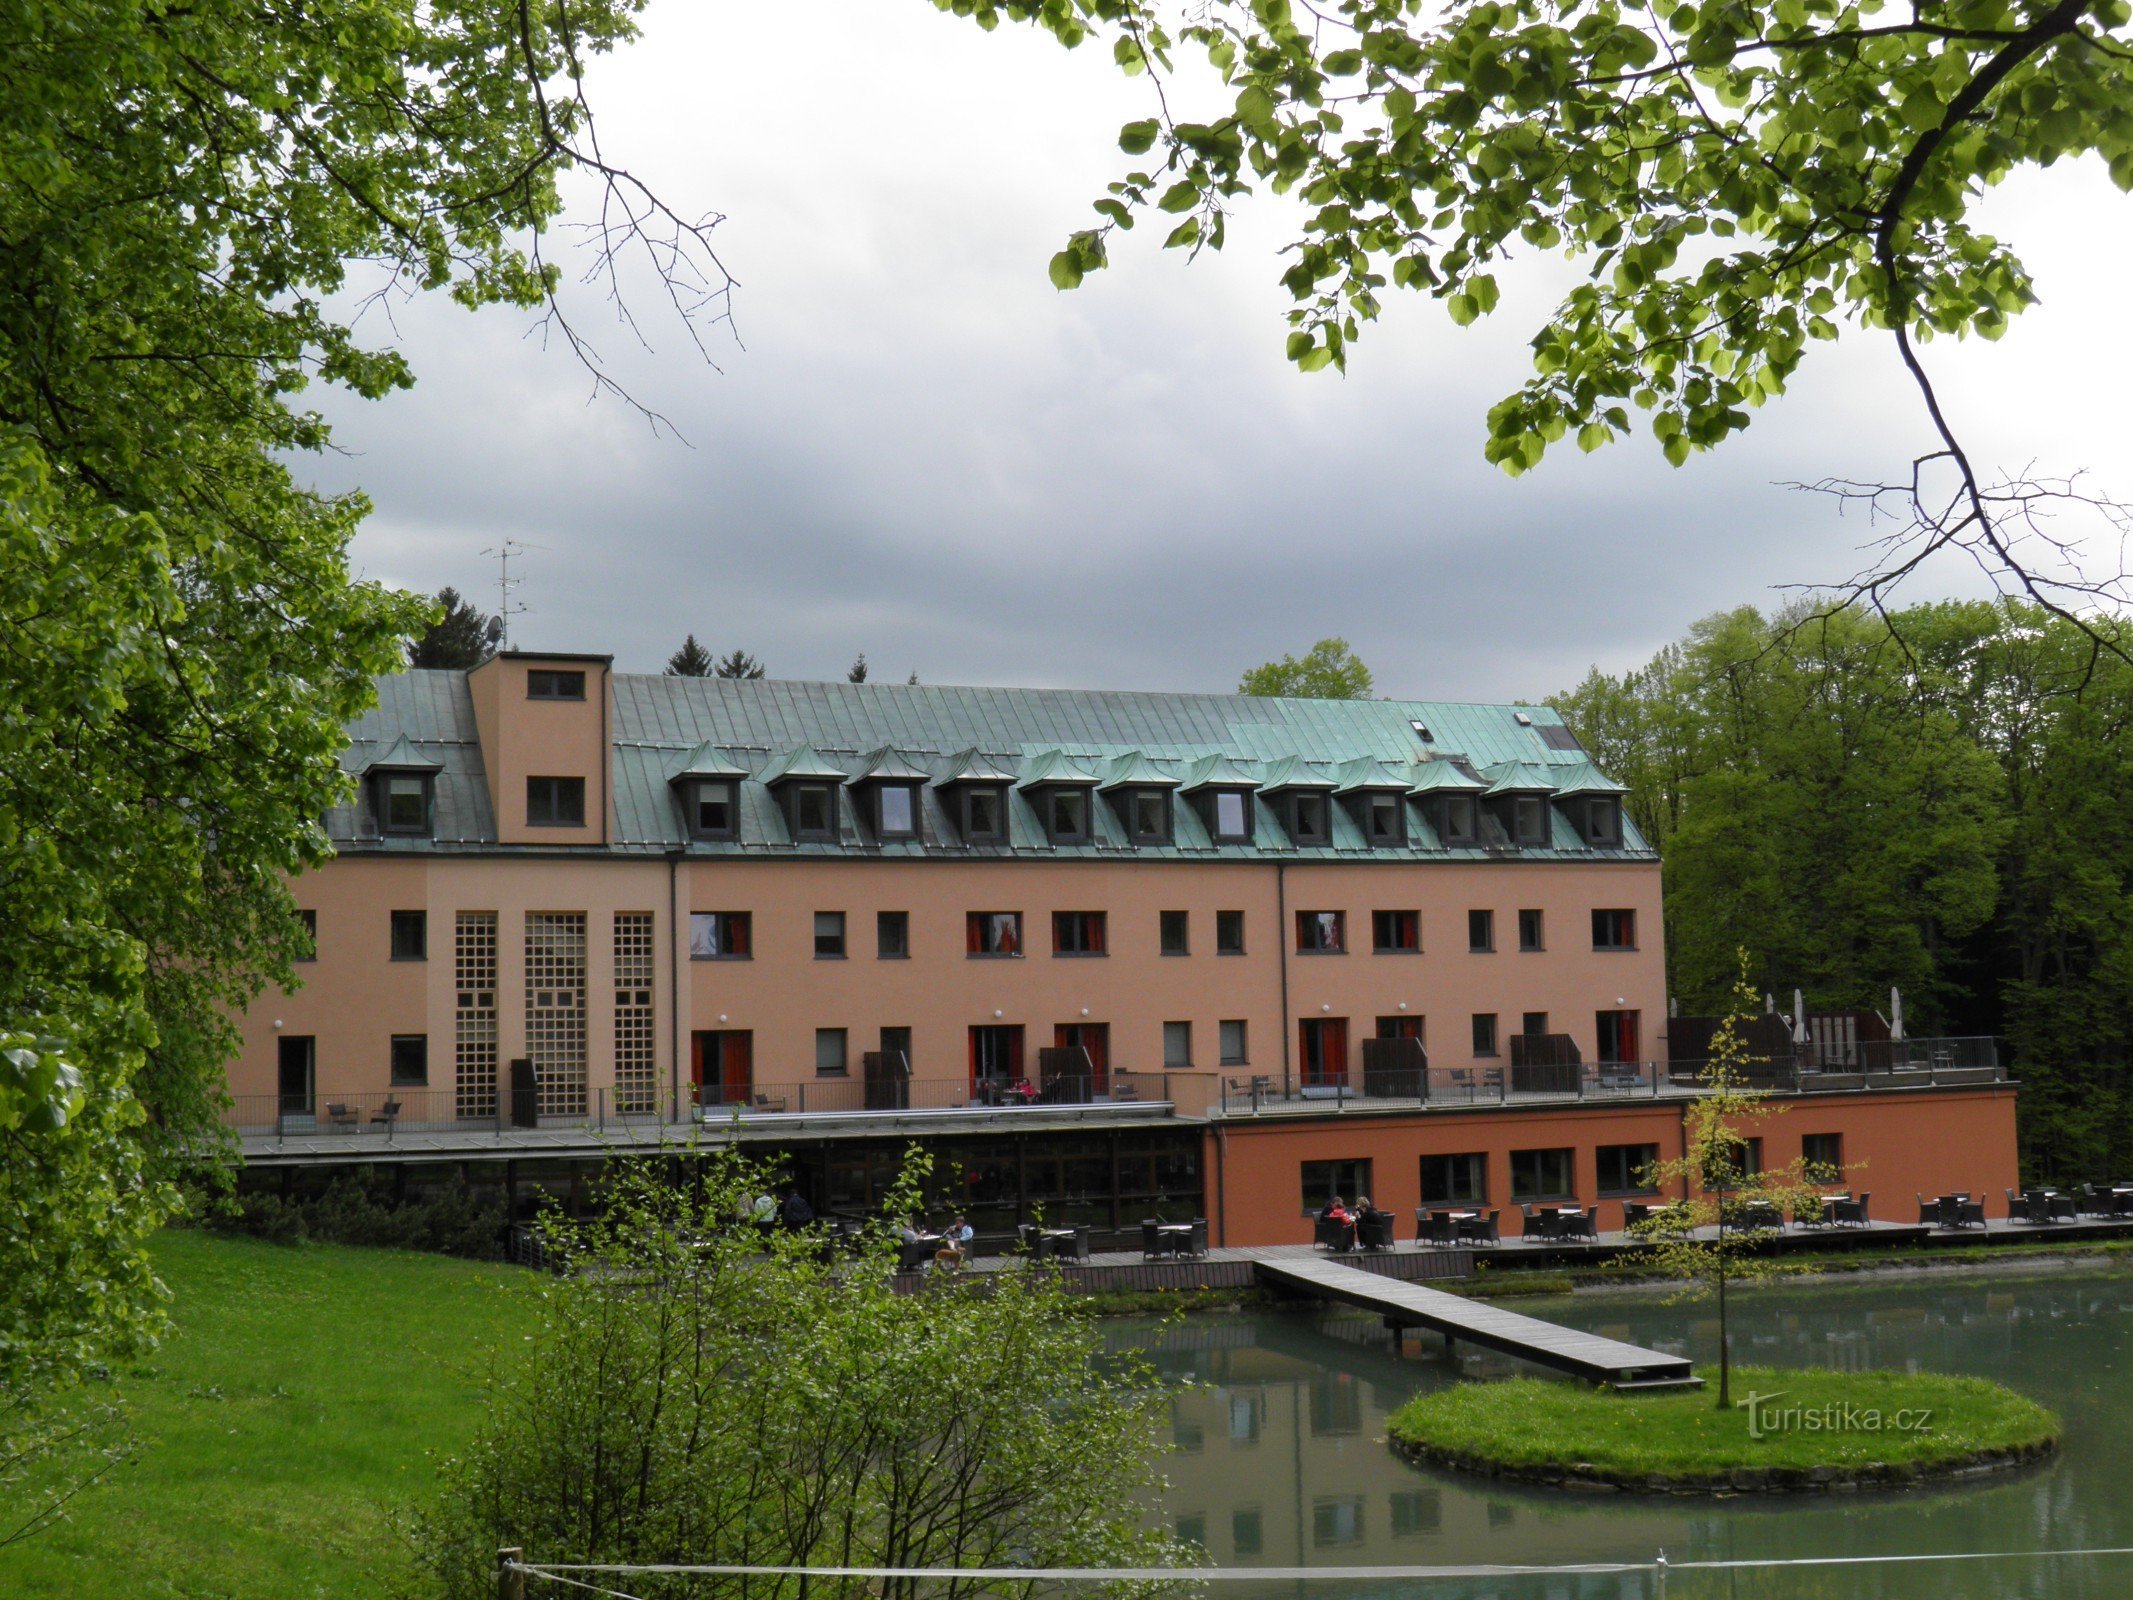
<box><xmin>1388</xmin><ymin>1366</ymin><xmax>2060</xmax><ymax>1494</ymax></box>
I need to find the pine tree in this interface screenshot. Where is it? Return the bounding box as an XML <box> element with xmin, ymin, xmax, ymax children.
<box><xmin>665</xmin><ymin>634</ymin><xmax>714</xmax><ymax>677</ymax></box>
<box><xmin>409</xmin><ymin>588</ymin><xmax>501</xmax><ymax>669</ymax></box>
<box><xmin>847</xmin><ymin>654</ymin><xmax>868</xmax><ymax>683</ymax></box>
<box><xmin>716</xmin><ymin>650</ymin><xmax>765</xmax><ymax>680</ymax></box>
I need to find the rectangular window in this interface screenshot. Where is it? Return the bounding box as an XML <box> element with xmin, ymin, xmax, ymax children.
<box><xmin>1518</xmin><ymin>908</ymin><xmax>1544</xmax><ymax>951</ymax></box>
<box><xmin>877</xmin><ymin>910</ymin><xmax>909</xmax><ymax>959</ymax></box>
<box><xmin>1419</xmin><ymin>1152</ymin><xmax>1487</xmax><ymax>1206</ymax></box>
<box><xmin>525</xmin><ymin>912</ymin><xmax>588</xmax><ymax>1117</ymax></box>
<box><xmin>1597</xmin><ymin>1143</ymin><xmax>1661</xmax><ymax>1195</ymax></box>
<box><xmin>1053</xmin><ymin>910</ymin><xmax>1108</xmax><ymax>955</ymax></box>
<box><xmin>389</xmin><ymin>1033</ymin><xmax>428</xmax><ymax>1086</ymax></box>
<box><xmin>1163</xmin><ymin>1020</ymin><xmax>1193</xmax><ymax>1068</ymax></box>
<box><xmin>1232</xmin><ymin>1510</ymin><xmax>1263</xmax><ymax>1558</ymax></box>
<box><xmin>1582</xmin><ymin>796</ymin><xmax>1624</xmax><ymax>848</ymax></box>
<box><xmin>1595</xmin><ymin>1008</ymin><xmax>1641</xmax><ymax>1063</ymax></box>
<box><xmin>1522</xmin><ymin>1011</ymin><xmax>1549</xmax><ymax>1038</ymax></box>
<box><xmin>1471</xmin><ymin>1013</ymin><xmax>1499</xmax><ymax>1057</ymax></box>
<box><xmin>1366</xmin><ymin>793</ymin><xmax>1404</xmax><ymax>845</ymax></box>
<box><xmin>1313</xmin><ymin>1496</ymin><xmax>1365</xmax><ymax>1548</ymax></box>
<box><xmin>613</xmin><ymin>912</ymin><xmax>657</xmax><ymax>1114</ymax></box>
<box><xmin>1509</xmin><ymin>1147</ymin><xmax>1575</xmax><ymax>1201</ymax></box>
<box><xmin>1440</xmin><ymin>793</ymin><xmax>1478</xmax><ymax>845</ymax></box>
<box><xmin>1739</xmin><ymin>1137</ymin><xmax>1765</xmax><ymax>1177</ymax></box>
<box><xmin>1390</xmin><ymin>1491</ymin><xmax>1441</xmax><ymax>1539</ymax></box>
<box><xmin>453</xmin><ymin>912</ymin><xmax>499</xmax><ymax>1119</ymax></box>
<box><xmin>1216</xmin><ymin>910</ymin><xmax>1245</xmax><ymax>955</ymax></box>
<box><xmin>390</xmin><ymin>909</ymin><xmax>427</xmax><ymax>961</ymax></box>
<box><xmin>792</xmin><ymin>783</ymin><xmax>838</xmax><ymax>841</ymax></box>
<box><xmin>295</xmin><ymin>909</ymin><xmax>317</xmax><ymax>962</ymax></box>
<box><xmin>1289</xmin><ymin>792</ymin><xmax>1330</xmax><ymax>846</ymax></box>
<box><xmin>814</xmin><ymin>911</ymin><xmax>847</xmax><ymax>958</ymax></box>
<box><xmin>1371</xmin><ymin>910</ymin><xmax>1421</xmax><ymax>953</ymax></box>
<box><xmin>1219</xmin><ymin>1019</ymin><xmax>1248</xmax><ymax>1065</ymax></box>
<box><xmin>1160</xmin><ymin>909</ymin><xmax>1190</xmax><ymax>956</ymax></box>
<box><xmin>1593</xmin><ymin>908</ymin><xmax>1638</xmax><ymax>949</ymax></box>
<box><xmin>526</xmin><ymin>669</ymin><xmax>586</xmax><ymax>700</ymax></box>
<box><xmin>966</xmin><ymin>911</ymin><xmax>1023</xmax><ymax>957</ymax></box>
<box><xmin>876</xmin><ymin>785</ymin><xmax>917</xmax><ymax>838</ymax></box>
<box><xmin>963</xmin><ymin>787</ymin><xmax>1006</xmax><ymax>843</ymax></box>
<box><xmin>1803</xmin><ymin>1132</ymin><xmax>1843</xmax><ymax>1171</ymax></box>
<box><xmin>1300</xmin><ymin>1158</ymin><xmax>1373</xmax><ymax>1216</ymax></box>
<box><xmin>527</xmin><ymin>775</ymin><xmax>586</xmax><ymax>827</ymax></box>
<box><xmin>1467</xmin><ymin>909</ymin><xmax>1494</xmax><ymax>952</ymax></box>
<box><xmin>1212</xmin><ymin>790</ymin><xmax>1251</xmax><ymax>841</ymax></box>
<box><xmin>689</xmin><ymin>780</ymin><xmax>737</xmax><ymax>840</ymax></box>
<box><xmin>689</xmin><ymin>911</ymin><xmax>751</xmax><ymax>959</ymax></box>
<box><xmin>815</xmin><ymin>1027</ymin><xmax>849</xmax><ymax>1076</ymax></box>
<box><xmin>1044</xmin><ymin>789</ymin><xmax>1089</xmax><ymax>844</ymax></box>
<box><xmin>382</xmin><ymin>774</ymin><xmax>429</xmax><ymax>835</ymax></box>
<box><xmin>1295</xmin><ymin>910</ymin><xmax>1345</xmax><ymax>954</ymax></box>
<box><xmin>1513</xmin><ymin>794</ymin><xmax>1550</xmax><ymax>846</ymax></box>
<box><xmin>1128</xmin><ymin>789</ymin><xmax>1171</xmax><ymax>844</ymax></box>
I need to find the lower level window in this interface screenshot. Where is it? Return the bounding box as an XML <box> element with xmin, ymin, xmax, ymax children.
<box><xmin>1300</xmin><ymin>1158</ymin><xmax>1372</xmax><ymax>1216</ymax></box>
<box><xmin>1803</xmin><ymin>1132</ymin><xmax>1843</xmax><ymax>1171</ymax></box>
<box><xmin>1595</xmin><ymin>1142</ymin><xmax>1660</xmax><ymax>1195</ymax></box>
<box><xmin>1420</xmin><ymin>1152</ymin><xmax>1486</xmax><ymax>1205</ymax></box>
<box><xmin>815</xmin><ymin>1027</ymin><xmax>848</xmax><ymax>1076</ymax></box>
<box><xmin>1509</xmin><ymin>1147</ymin><xmax>1574</xmax><ymax>1200</ymax></box>
<box><xmin>389</xmin><ymin>1034</ymin><xmax>428</xmax><ymax>1086</ymax></box>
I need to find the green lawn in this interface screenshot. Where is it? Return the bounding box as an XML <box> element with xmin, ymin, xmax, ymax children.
<box><xmin>1389</xmin><ymin>1364</ymin><xmax>2060</xmax><ymax>1489</ymax></box>
<box><xmin>0</xmin><ymin>1230</ymin><xmax>528</xmax><ymax>1600</ymax></box>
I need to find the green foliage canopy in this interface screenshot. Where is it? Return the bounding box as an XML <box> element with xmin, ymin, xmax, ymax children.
<box><xmin>939</xmin><ymin>0</ymin><xmax>2132</xmax><ymax>474</ymax></box>
<box><xmin>1238</xmin><ymin>636</ymin><xmax>1376</xmax><ymax>697</ymax></box>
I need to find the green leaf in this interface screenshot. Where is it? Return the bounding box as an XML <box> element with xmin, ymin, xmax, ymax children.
<box><xmin>1118</xmin><ymin>119</ymin><xmax>1160</xmax><ymax>155</ymax></box>
<box><xmin>1048</xmin><ymin>250</ymin><xmax>1084</xmax><ymax>290</ymax></box>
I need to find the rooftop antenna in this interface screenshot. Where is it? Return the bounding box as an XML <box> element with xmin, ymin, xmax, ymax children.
<box><xmin>480</xmin><ymin>539</ymin><xmax>543</xmax><ymax>652</ymax></box>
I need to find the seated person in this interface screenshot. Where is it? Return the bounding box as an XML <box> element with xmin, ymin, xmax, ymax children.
<box><xmin>936</xmin><ymin>1214</ymin><xmax>975</xmax><ymax>1268</ymax></box>
<box><xmin>1322</xmin><ymin>1196</ymin><xmax>1358</xmax><ymax>1250</ymax></box>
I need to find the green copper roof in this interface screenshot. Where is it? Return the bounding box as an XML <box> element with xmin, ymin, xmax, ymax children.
<box><xmin>364</xmin><ymin>734</ymin><xmax>444</xmax><ymax>774</ymax></box>
<box><xmin>1100</xmin><ymin>750</ymin><xmax>1181</xmax><ymax>789</ymax></box>
<box><xmin>1547</xmin><ymin>758</ymin><xmax>1630</xmax><ymax>798</ymax></box>
<box><xmin>1181</xmin><ymin>754</ymin><xmax>1260</xmax><ymax>791</ymax></box>
<box><xmin>1481</xmin><ymin>760</ymin><xmax>1560</xmax><ymax>796</ymax></box>
<box><xmin>852</xmin><ymin>745</ymin><xmax>932</xmax><ymax>784</ymax></box>
<box><xmin>1407</xmin><ymin>757</ymin><xmax>1487</xmax><ymax>794</ymax></box>
<box><xmin>328</xmin><ymin>669</ymin><xmax>1649</xmax><ymax>862</ymax></box>
<box><xmin>670</xmin><ymin>741</ymin><xmax>752</xmax><ymax>783</ymax></box>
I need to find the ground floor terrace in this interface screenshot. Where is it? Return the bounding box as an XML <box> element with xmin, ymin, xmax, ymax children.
<box><xmin>235</xmin><ymin>1074</ymin><xmax>2021</xmax><ymax>1251</ymax></box>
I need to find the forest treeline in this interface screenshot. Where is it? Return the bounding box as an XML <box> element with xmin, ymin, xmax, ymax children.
<box><xmin>1549</xmin><ymin>601</ymin><xmax>2132</xmax><ymax>1181</ymax></box>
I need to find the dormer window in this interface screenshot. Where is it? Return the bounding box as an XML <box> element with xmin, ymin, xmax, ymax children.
<box><xmin>1043</xmin><ymin>789</ymin><xmax>1089</xmax><ymax>846</ymax></box>
<box><xmin>960</xmin><ymin>786</ymin><xmax>1007</xmax><ymax>844</ymax></box>
<box><xmin>1126</xmin><ymin>788</ymin><xmax>1171</xmax><ymax>846</ymax></box>
<box><xmin>688</xmin><ymin>780</ymin><xmax>737</xmax><ymax>840</ymax></box>
<box><xmin>380</xmin><ymin>774</ymin><xmax>432</xmax><ymax>836</ymax></box>
<box><xmin>1580</xmin><ymin>796</ymin><xmax>1623</xmax><ymax>848</ymax></box>
<box><xmin>526</xmin><ymin>669</ymin><xmax>585</xmax><ymax>701</ymax></box>
<box><xmin>875</xmin><ymin>784</ymin><xmax>919</xmax><ymax>839</ymax></box>
<box><xmin>1440</xmin><ymin>794</ymin><xmax>1479</xmax><ymax>845</ymax></box>
<box><xmin>790</xmin><ymin>783</ymin><xmax>838</xmax><ymax>842</ymax></box>
<box><xmin>1512</xmin><ymin>795</ymin><xmax>1550</xmax><ymax>847</ymax></box>
<box><xmin>1289</xmin><ymin>792</ymin><xmax>1330</xmax><ymax>846</ymax></box>
<box><xmin>1211</xmin><ymin>790</ymin><xmax>1251</xmax><ymax>842</ymax></box>
<box><xmin>1365</xmin><ymin>793</ymin><xmax>1406</xmax><ymax>846</ymax></box>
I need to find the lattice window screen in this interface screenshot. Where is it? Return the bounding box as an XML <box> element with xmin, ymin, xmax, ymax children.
<box><xmin>454</xmin><ymin>912</ymin><xmax>499</xmax><ymax>1118</ymax></box>
<box><xmin>525</xmin><ymin>912</ymin><xmax>588</xmax><ymax>1117</ymax></box>
<box><xmin>614</xmin><ymin>912</ymin><xmax>657</xmax><ymax>1114</ymax></box>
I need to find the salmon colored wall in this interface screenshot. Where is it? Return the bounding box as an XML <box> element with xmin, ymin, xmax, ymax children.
<box><xmin>1204</xmin><ymin>1087</ymin><xmax>2020</xmax><ymax>1247</ymax></box>
<box><xmin>467</xmin><ymin>654</ymin><xmax>612</xmax><ymax>847</ymax></box>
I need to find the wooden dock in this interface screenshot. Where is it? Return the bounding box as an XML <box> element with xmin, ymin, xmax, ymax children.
<box><xmin>1255</xmin><ymin>1255</ymin><xmax>1700</xmax><ymax>1389</ymax></box>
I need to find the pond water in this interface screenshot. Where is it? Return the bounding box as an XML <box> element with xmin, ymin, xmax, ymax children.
<box><xmin>1108</xmin><ymin>1270</ymin><xmax>2133</xmax><ymax>1600</ymax></box>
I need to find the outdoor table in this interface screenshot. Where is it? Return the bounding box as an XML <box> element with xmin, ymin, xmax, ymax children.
<box><xmin>1153</xmin><ymin>1223</ymin><xmax>1196</xmax><ymax>1257</ymax></box>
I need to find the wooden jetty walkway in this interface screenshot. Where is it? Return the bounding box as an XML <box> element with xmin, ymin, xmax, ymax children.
<box><xmin>1255</xmin><ymin>1255</ymin><xmax>1700</xmax><ymax>1389</ymax></box>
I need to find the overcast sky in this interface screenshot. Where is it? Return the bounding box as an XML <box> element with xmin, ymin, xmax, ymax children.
<box><xmin>307</xmin><ymin>0</ymin><xmax>2133</xmax><ymax>704</ymax></box>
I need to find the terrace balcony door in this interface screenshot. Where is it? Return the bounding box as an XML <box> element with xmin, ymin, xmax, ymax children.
<box><xmin>1299</xmin><ymin>1017</ymin><xmax>1349</xmax><ymax>1089</ymax></box>
<box><xmin>277</xmin><ymin>1035</ymin><xmax>315</xmax><ymax>1116</ymax></box>
<box><xmin>1595</xmin><ymin>1010</ymin><xmax>1640</xmax><ymax>1064</ymax></box>
<box><xmin>691</xmin><ymin>1029</ymin><xmax>753</xmax><ymax>1109</ymax></box>
<box><xmin>969</xmin><ymin>1024</ymin><xmax>1025</xmax><ymax>1099</ymax></box>
<box><xmin>1052</xmin><ymin>1023</ymin><xmax>1110</xmax><ymax>1096</ymax></box>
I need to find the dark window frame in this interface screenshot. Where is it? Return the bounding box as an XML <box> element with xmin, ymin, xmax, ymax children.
<box><xmin>1295</xmin><ymin>909</ymin><xmax>1346</xmax><ymax>954</ymax></box>
<box><xmin>389</xmin><ymin>1033</ymin><xmax>429</xmax><ymax>1086</ymax></box>
<box><xmin>526</xmin><ymin>669</ymin><xmax>587</xmax><ymax>701</ymax></box>
<box><xmin>1596</xmin><ymin>1142</ymin><xmax>1662</xmax><ymax>1196</ymax></box>
<box><xmin>960</xmin><ymin>786</ymin><xmax>1008</xmax><ymax>845</ymax></box>
<box><xmin>1471</xmin><ymin>1012</ymin><xmax>1500</xmax><ymax>1058</ymax></box>
<box><xmin>378</xmin><ymin>773</ymin><xmax>433</xmax><ymax>837</ymax></box>
<box><xmin>1160</xmin><ymin>909</ymin><xmax>1190</xmax><ymax>957</ymax></box>
<box><xmin>389</xmin><ymin>909</ymin><xmax>427</xmax><ymax>962</ymax></box>
<box><xmin>815</xmin><ymin>1026</ymin><xmax>850</xmax><ymax>1077</ymax></box>
<box><xmin>966</xmin><ymin>911</ymin><xmax>1024</xmax><ymax>958</ymax></box>
<box><xmin>689</xmin><ymin>910</ymin><xmax>752</xmax><ymax>960</ymax></box>
<box><xmin>295</xmin><ymin>909</ymin><xmax>317</xmax><ymax>962</ymax></box>
<box><xmin>1209</xmin><ymin>789</ymin><xmax>1253</xmax><ymax>843</ymax></box>
<box><xmin>1288</xmin><ymin>792</ymin><xmax>1331</xmax><ymax>846</ymax></box>
<box><xmin>1363</xmin><ymin>792</ymin><xmax>1407</xmax><ymax>847</ymax></box>
<box><xmin>1517</xmin><ymin>908</ymin><xmax>1544</xmax><ymax>951</ymax></box>
<box><xmin>874</xmin><ymin>783</ymin><xmax>920</xmax><ymax>840</ymax></box>
<box><xmin>1593</xmin><ymin>908</ymin><xmax>1638</xmax><ymax>950</ymax></box>
<box><xmin>687</xmin><ymin>779</ymin><xmax>738</xmax><ymax>841</ymax></box>
<box><xmin>1299</xmin><ymin>1158</ymin><xmax>1373</xmax><ymax>1217</ymax></box>
<box><xmin>814</xmin><ymin>910</ymin><xmax>847</xmax><ymax>959</ymax></box>
<box><xmin>527</xmin><ymin>775</ymin><xmax>587</xmax><ymax>828</ymax></box>
<box><xmin>1439</xmin><ymin>793</ymin><xmax>1479</xmax><ymax>846</ymax></box>
<box><xmin>1419</xmin><ymin>1152</ymin><xmax>1488</xmax><ymax>1206</ymax></box>
<box><xmin>1163</xmin><ymin>1020</ymin><xmax>1193</xmax><ymax>1068</ymax></box>
<box><xmin>1218</xmin><ymin>1018</ymin><xmax>1249</xmax><ymax>1066</ymax></box>
<box><xmin>1467</xmin><ymin>909</ymin><xmax>1495</xmax><ymax>953</ymax></box>
<box><xmin>1581</xmin><ymin>795</ymin><xmax>1624</xmax><ymax>848</ymax></box>
<box><xmin>1802</xmin><ymin>1132</ymin><xmax>1843</xmax><ymax>1172</ymax></box>
<box><xmin>789</xmin><ymin>782</ymin><xmax>840</xmax><ymax>843</ymax></box>
<box><xmin>1041</xmin><ymin>787</ymin><xmax>1091</xmax><ymax>846</ymax></box>
<box><xmin>1052</xmin><ymin>910</ymin><xmax>1108</xmax><ymax>956</ymax></box>
<box><xmin>1125</xmin><ymin>788</ymin><xmax>1173</xmax><ymax>846</ymax></box>
<box><xmin>1512</xmin><ymin>794</ymin><xmax>1550</xmax><ymax>846</ymax></box>
<box><xmin>1371</xmin><ymin>909</ymin><xmax>1421</xmax><ymax>954</ymax></box>
<box><xmin>876</xmin><ymin>910</ymin><xmax>910</xmax><ymax>959</ymax></box>
<box><xmin>1215</xmin><ymin>909</ymin><xmax>1246</xmax><ymax>955</ymax></box>
<box><xmin>1509</xmin><ymin>1146</ymin><xmax>1577</xmax><ymax>1202</ymax></box>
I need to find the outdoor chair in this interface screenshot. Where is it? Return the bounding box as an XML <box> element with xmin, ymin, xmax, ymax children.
<box><xmin>896</xmin><ymin>1236</ymin><xmax>935</xmax><ymax>1273</ymax></box>
<box><xmin>1560</xmin><ymin>1211</ymin><xmax>1599</xmax><ymax>1242</ymax></box>
<box><xmin>2047</xmin><ymin>1192</ymin><xmax>2077</xmax><ymax>1222</ymax></box>
<box><xmin>1183</xmin><ymin>1219</ymin><xmax>1208</xmax><ymax>1259</ymax></box>
<box><xmin>1416</xmin><ymin>1210</ymin><xmax>1457</xmax><ymax>1246</ymax></box>
<box><xmin>1831</xmin><ymin>1192</ymin><xmax>1869</xmax><ymax>1227</ymax></box>
<box><xmin>2078</xmin><ymin>1184</ymin><xmax>2112</xmax><ymax>1218</ymax></box>
<box><xmin>368</xmin><ymin>1098</ymin><xmax>401</xmax><ymax>1130</ymax></box>
<box><xmin>1621</xmin><ymin>1200</ymin><xmax>1652</xmax><ymax>1230</ymax></box>
<box><xmin>2006</xmin><ymin>1187</ymin><xmax>2042</xmax><ymax>1223</ymax></box>
<box><xmin>1313</xmin><ymin>1213</ymin><xmax>1357</xmax><ymax>1252</ymax></box>
<box><xmin>1955</xmin><ymin>1198</ymin><xmax>1986</xmax><ymax>1228</ymax></box>
<box><xmin>1141</xmin><ymin>1219</ymin><xmax>1164</xmax><ymax>1260</ymax></box>
<box><xmin>1018</xmin><ymin>1222</ymin><xmax>1044</xmax><ymax>1257</ymax></box>
<box><xmin>751</xmin><ymin>1092</ymin><xmax>787</xmax><ymax>1113</ymax></box>
<box><xmin>325</xmin><ymin>1103</ymin><xmax>357</xmax><ymax>1131</ymax></box>
<box><xmin>1357</xmin><ymin>1210</ymin><xmax>1396</xmax><ymax>1252</ymax></box>
<box><xmin>1456</xmin><ymin>1210</ymin><xmax>1500</xmax><ymax>1246</ymax></box>
<box><xmin>1050</xmin><ymin>1225</ymin><xmax>1091</xmax><ymax>1262</ymax></box>
<box><xmin>1521</xmin><ymin>1205</ymin><xmax>1560</xmax><ymax>1241</ymax></box>
<box><xmin>1917</xmin><ymin>1193</ymin><xmax>1941</xmax><ymax>1226</ymax></box>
